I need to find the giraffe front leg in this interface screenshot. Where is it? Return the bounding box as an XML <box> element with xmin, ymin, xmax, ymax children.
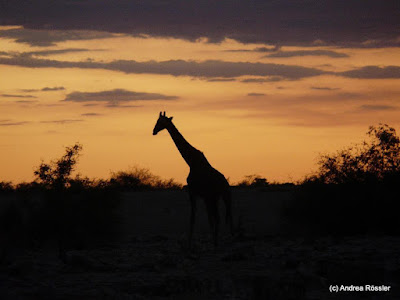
<box><xmin>214</xmin><ymin>202</ymin><xmax>220</xmax><ymax>248</ymax></box>
<box><xmin>188</xmin><ymin>193</ymin><xmax>196</xmax><ymax>249</ymax></box>
<box><xmin>205</xmin><ymin>199</ymin><xmax>219</xmax><ymax>248</ymax></box>
<box><xmin>223</xmin><ymin>190</ymin><xmax>234</xmax><ymax>236</ymax></box>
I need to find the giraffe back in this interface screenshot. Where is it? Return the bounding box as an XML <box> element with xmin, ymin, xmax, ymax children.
<box><xmin>187</xmin><ymin>150</ymin><xmax>229</xmax><ymax>198</ymax></box>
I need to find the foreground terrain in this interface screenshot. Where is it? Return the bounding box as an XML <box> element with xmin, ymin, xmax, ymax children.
<box><xmin>1</xmin><ymin>190</ymin><xmax>399</xmax><ymax>299</ymax></box>
<box><xmin>1</xmin><ymin>235</ymin><xmax>399</xmax><ymax>299</ymax></box>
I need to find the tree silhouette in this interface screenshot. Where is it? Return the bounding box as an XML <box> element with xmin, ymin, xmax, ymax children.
<box><xmin>288</xmin><ymin>124</ymin><xmax>400</xmax><ymax>235</ymax></box>
<box><xmin>316</xmin><ymin>124</ymin><xmax>400</xmax><ymax>184</ymax></box>
<box><xmin>34</xmin><ymin>143</ymin><xmax>82</xmax><ymax>190</ymax></box>
<box><xmin>237</xmin><ymin>174</ymin><xmax>269</xmax><ymax>188</ymax></box>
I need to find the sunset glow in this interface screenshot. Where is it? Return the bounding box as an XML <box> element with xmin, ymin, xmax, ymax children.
<box><xmin>1</xmin><ymin>2</ymin><xmax>399</xmax><ymax>184</ymax></box>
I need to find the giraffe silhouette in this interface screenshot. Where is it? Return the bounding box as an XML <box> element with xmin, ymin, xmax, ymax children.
<box><xmin>153</xmin><ymin>111</ymin><xmax>233</xmax><ymax>247</ymax></box>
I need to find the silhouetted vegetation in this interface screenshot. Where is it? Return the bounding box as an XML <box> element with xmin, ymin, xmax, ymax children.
<box><xmin>315</xmin><ymin>124</ymin><xmax>400</xmax><ymax>184</ymax></box>
<box><xmin>109</xmin><ymin>167</ymin><xmax>182</xmax><ymax>191</ymax></box>
<box><xmin>0</xmin><ymin>143</ymin><xmax>182</xmax><ymax>194</ymax></box>
<box><xmin>2</xmin><ymin>123</ymin><xmax>399</xmax><ymax>256</ymax></box>
<box><xmin>0</xmin><ymin>181</ymin><xmax>13</xmax><ymax>193</ymax></box>
<box><xmin>34</xmin><ymin>143</ymin><xmax>83</xmax><ymax>190</ymax></box>
<box><xmin>234</xmin><ymin>175</ymin><xmax>295</xmax><ymax>192</ymax></box>
<box><xmin>287</xmin><ymin>124</ymin><xmax>400</xmax><ymax>235</ymax></box>
<box><xmin>236</xmin><ymin>174</ymin><xmax>269</xmax><ymax>188</ymax></box>
<box><xmin>0</xmin><ymin>143</ymin><xmax>185</xmax><ymax>256</ymax></box>
<box><xmin>0</xmin><ymin>144</ymin><xmax>120</xmax><ymax>255</ymax></box>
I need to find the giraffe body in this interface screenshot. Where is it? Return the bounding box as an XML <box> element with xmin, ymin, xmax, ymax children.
<box><xmin>153</xmin><ymin>112</ymin><xmax>233</xmax><ymax>247</ymax></box>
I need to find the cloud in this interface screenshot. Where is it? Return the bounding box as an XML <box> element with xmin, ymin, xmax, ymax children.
<box><xmin>225</xmin><ymin>45</ymin><xmax>281</xmax><ymax>53</ymax></box>
<box><xmin>0</xmin><ymin>28</ymin><xmax>116</xmax><ymax>47</ymax></box>
<box><xmin>22</xmin><ymin>49</ymin><xmax>97</xmax><ymax>57</ymax></box>
<box><xmin>240</xmin><ymin>77</ymin><xmax>285</xmax><ymax>83</ymax></box>
<box><xmin>1</xmin><ymin>52</ymin><xmax>399</xmax><ymax>81</ymax></box>
<box><xmin>0</xmin><ymin>56</ymin><xmax>327</xmax><ymax>80</ymax></box>
<box><xmin>63</xmin><ymin>89</ymin><xmax>178</xmax><ymax>105</ymax></box>
<box><xmin>1</xmin><ymin>94</ymin><xmax>37</xmax><ymax>98</ymax></box>
<box><xmin>39</xmin><ymin>103</ymin><xmax>66</xmax><ymax>107</ymax></box>
<box><xmin>299</xmin><ymin>92</ymin><xmax>367</xmax><ymax>103</ymax></box>
<box><xmin>40</xmin><ymin>119</ymin><xmax>84</xmax><ymax>124</ymax></box>
<box><xmin>1</xmin><ymin>1</ymin><xmax>398</xmax><ymax>48</ymax></box>
<box><xmin>0</xmin><ymin>120</ymin><xmax>30</xmax><ymax>126</ymax></box>
<box><xmin>81</xmin><ymin>113</ymin><xmax>103</xmax><ymax>116</ymax></box>
<box><xmin>211</xmin><ymin>88</ymin><xmax>400</xmax><ymax>127</ymax></box>
<box><xmin>106</xmin><ymin>60</ymin><xmax>326</xmax><ymax>79</ymax></box>
<box><xmin>254</xmin><ymin>46</ymin><xmax>282</xmax><ymax>52</ymax></box>
<box><xmin>15</xmin><ymin>100</ymin><xmax>38</xmax><ymax>104</ymax></box>
<box><xmin>247</xmin><ymin>93</ymin><xmax>266</xmax><ymax>97</ymax></box>
<box><xmin>340</xmin><ymin>66</ymin><xmax>400</xmax><ymax>79</ymax></box>
<box><xmin>21</xmin><ymin>86</ymin><xmax>65</xmax><ymax>92</ymax></box>
<box><xmin>207</xmin><ymin>78</ymin><xmax>236</xmax><ymax>82</ymax></box>
<box><xmin>359</xmin><ymin>104</ymin><xmax>397</xmax><ymax>111</ymax></box>
<box><xmin>45</xmin><ymin>130</ymin><xmax>59</xmax><ymax>134</ymax></box>
<box><xmin>42</xmin><ymin>86</ymin><xmax>65</xmax><ymax>91</ymax></box>
<box><xmin>265</xmin><ymin>50</ymin><xmax>349</xmax><ymax>58</ymax></box>
<box><xmin>1</xmin><ymin>49</ymin><xmax>96</xmax><ymax>58</ymax></box>
<box><xmin>225</xmin><ymin>47</ymin><xmax>349</xmax><ymax>58</ymax></box>
<box><xmin>105</xmin><ymin>104</ymin><xmax>141</xmax><ymax>108</ymax></box>
<box><xmin>311</xmin><ymin>87</ymin><xmax>340</xmax><ymax>91</ymax></box>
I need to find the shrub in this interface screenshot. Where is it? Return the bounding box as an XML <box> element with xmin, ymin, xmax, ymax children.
<box><xmin>0</xmin><ymin>181</ymin><xmax>13</xmax><ymax>193</ymax></box>
<box><xmin>286</xmin><ymin>124</ymin><xmax>400</xmax><ymax>236</ymax></box>
<box><xmin>34</xmin><ymin>143</ymin><xmax>82</xmax><ymax>190</ymax></box>
<box><xmin>2</xmin><ymin>144</ymin><xmax>186</xmax><ymax>253</ymax></box>
<box><xmin>2</xmin><ymin>143</ymin><xmax>122</xmax><ymax>251</ymax></box>
<box><xmin>109</xmin><ymin>166</ymin><xmax>182</xmax><ymax>190</ymax></box>
<box><xmin>236</xmin><ymin>174</ymin><xmax>269</xmax><ymax>188</ymax></box>
<box><xmin>317</xmin><ymin>124</ymin><xmax>400</xmax><ymax>184</ymax></box>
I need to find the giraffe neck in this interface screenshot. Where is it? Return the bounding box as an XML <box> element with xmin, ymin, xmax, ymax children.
<box><xmin>166</xmin><ymin>122</ymin><xmax>200</xmax><ymax>168</ymax></box>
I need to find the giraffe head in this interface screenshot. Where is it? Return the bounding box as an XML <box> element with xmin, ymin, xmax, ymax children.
<box><xmin>153</xmin><ymin>111</ymin><xmax>173</xmax><ymax>135</ymax></box>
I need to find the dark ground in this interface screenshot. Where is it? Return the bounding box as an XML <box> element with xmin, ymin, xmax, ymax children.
<box><xmin>1</xmin><ymin>190</ymin><xmax>399</xmax><ymax>299</ymax></box>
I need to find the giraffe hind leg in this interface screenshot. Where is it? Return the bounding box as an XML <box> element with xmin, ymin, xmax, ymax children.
<box><xmin>188</xmin><ymin>192</ymin><xmax>196</xmax><ymax>249</ymax></box>
<box><xmin>205</xmin><ymin>198</ymin><xmax>219</xmax><ymax>247</ymax></box>
<box><xmin>214</xmin><ymin>201</ymin><xmax>220</xmax><ymax>247</ymax></box>
<box><xmin>223</xmin><ymin>190</ymin><xmax>234</xmax><ymax>235</ymax></box>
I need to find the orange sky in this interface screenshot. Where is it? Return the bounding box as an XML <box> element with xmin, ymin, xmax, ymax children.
<box><xmin>1</xmin><ymin>26</ymin><xmax>400</xmax><ymax>184</ymax></box>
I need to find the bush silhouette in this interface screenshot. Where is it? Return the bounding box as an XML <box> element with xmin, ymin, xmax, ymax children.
<box><xmin>34</xmin><ymin>143</ymin><xmax>82</xmax><ymax>190</ymax></box>
<box><xmin>0</xmin><ymin>181</ymin><xmax>13</xmax><ymax>193</ymax></box>
<box><xmin>0</xmin><ymin>143</ymin><xmax>124</xmax><ymax>254</ymax></box>
<box><xmin>316</xmin><ymin>124</ymin><xmax>400</xmax><ymax>184</ymax></box>
<box><xmin>287</xmin><ymin>124</ymin><xmax>400</xmax><ymax>235</ymax></box>
<box><xmin>109</xmin><ymin>166</ymin><xmax>182</xmax><ymax>190</ymax></box>
<box><xmin>237</xmin><ymin>174</ymin><xmax>269</xmax><ymax>188</ymax></box>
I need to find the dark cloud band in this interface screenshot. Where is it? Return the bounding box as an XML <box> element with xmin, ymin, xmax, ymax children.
<box><xmin>21</xmin><ymin>86</ymin><xmax>65</xmax><ymax>92</ymax></box>
<box><xmin>359</xmin><ymin>104</ymin><xmax>397</xmax><ymax>111</ymax></box>
<box><xmin>0</xmin><ymin>55</ymin><xmax>326</xmax><ymax>79</ymax></box>
<box><xmin>0</xmin><ymin>1</ymin><xmax>398</xmax><ymax>47</ymax></box>
<box><xmin>1</xmin><ymin>94</ymin><xmax>37</xmax><ymax>98</ymax></box>
<box><xmin>0</xmin><ymin>28</ymin><xmax>115</xmax><ymax>47</ymax></box>
<box><xmin>0</xmin><ymin>54</ymin><xmax>399</xmax><ymax>80</ymax></box>
<box><xmin>63</xmin><ymin>89</ymin><xmax>178</xmax><ymax>105</ymax></box>
<box><xmin>247</xmin><ymin>93</ymin><xmax>266</xmax><ymax>97</ymax></box>
<box><xmin>0</xmin><ymin>121</ymin><xmax>31</xmax><ymax>126</ymax></box>
<box><xmin>340</xmin><ymin>66</ymin><xmax>400</xmax><ymax>79</ymax></box>
<box><xmin>265</xmin><ymin>50</ymin><xmax>349</xmax><ymax>58</ymax></box>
